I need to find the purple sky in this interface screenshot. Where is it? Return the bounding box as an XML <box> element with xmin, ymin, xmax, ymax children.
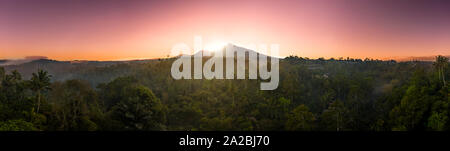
<box><xmin>1</xmin><ymin>0</ymin><xmax>449</xmax><ymax>60</ymax></box>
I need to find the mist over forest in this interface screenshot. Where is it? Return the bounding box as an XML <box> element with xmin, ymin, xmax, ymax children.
<box><xmin>0</xmin><ymin>54</ymin><xmax>448</xmax><ymax>131</ymax></box>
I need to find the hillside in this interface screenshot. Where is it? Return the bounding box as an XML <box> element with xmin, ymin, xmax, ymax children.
<box><xmin>1</xmin><ymin>54</ymin><xmax>448</xmax><ymax>131</ymax></box>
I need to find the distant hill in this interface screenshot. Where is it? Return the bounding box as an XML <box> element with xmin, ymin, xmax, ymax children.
<box><xmin>1</xmin><ymin>46</ymin><xmax>446</xmax><ymax>87</ymax></box>
<box><xmin>387</xmin><ymin>55</ymin><xmax>450</xmax><ymax>62</ymax></box>
<box><xmin>0</xmin><ymin>56</ymin><xmax>49</xmax><ymax>66</ymax></box>
<box><xmin>2</xmin><ymin>58</ymin><xmax>159</xmax><ymax>86</ymax></box>
<box><xmin>192</xmin><ymin>44</ymin><xmax>269</xmax><ymax>58</ymax></box>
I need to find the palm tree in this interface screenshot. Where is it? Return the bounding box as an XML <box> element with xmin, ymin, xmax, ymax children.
<box><xmin>30</xmin><ymin>69</ymin><xmax>52</xmax><ymax>113</ymax></box>
<box><xmin>0</xmin><ymin>67</ymin><xmax>5</xmax><ymax>81</ymax></box>
<box><xmin>433</xmin><ymin>55</ymin><xmax>448</xmax><ymax>85</ymax></box>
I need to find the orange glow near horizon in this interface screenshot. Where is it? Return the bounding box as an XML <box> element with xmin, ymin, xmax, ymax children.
<box><xmin>1</xmin><ymin>0</ymin><xmax>449</xmax><ymax>61</ymax></box>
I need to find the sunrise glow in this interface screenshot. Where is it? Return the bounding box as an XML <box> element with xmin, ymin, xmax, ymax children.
<box><xmin>204</xmin><ymin>41</ymin><xmax>228</xmax><ymax>52</ymax></box>
<box><xmin>0</xmin><ymin>0</ymin><xmax>449</xmax><ymax>61</ymax></box>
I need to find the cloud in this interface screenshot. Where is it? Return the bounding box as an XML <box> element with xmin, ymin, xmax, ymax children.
<box><xmin>0</xmin><ymin>56</ymin><xmax>48</xmax><ymax>66</ymax></box>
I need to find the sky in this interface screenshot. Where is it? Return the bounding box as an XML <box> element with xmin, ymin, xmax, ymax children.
<box><xmin>0</xmin><ymin>0</ymin><xmax>449</xmax><ymax>61</ymax></box>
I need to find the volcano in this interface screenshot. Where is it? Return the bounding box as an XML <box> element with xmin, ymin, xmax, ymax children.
<box><xmin>192</xmin><ymin>43</ymin><xmax>272</xmax><ymax>59</ymax></box>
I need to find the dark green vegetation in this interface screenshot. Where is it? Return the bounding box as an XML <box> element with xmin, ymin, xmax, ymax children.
<box><xmin>0</xmin><ymin>56</ymin><xmax>448</xmax><ymax>131</ymax></box>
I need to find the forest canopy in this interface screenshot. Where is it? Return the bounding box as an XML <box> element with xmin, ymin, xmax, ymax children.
<box><xmin>0</xmin><ymin>55</ymin><xmax>448</xmax><ymax>131</ymax></box>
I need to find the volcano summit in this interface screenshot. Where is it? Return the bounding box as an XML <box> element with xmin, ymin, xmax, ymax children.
<box><xmin>170</xmin><ymin>43</ymin><xmax>280</xmax><ymax>90</ymax></box>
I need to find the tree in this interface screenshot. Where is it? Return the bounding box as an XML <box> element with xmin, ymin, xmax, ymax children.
<box><xmin>0</xmin><ymin>119</ymin><xmax>37</xmax><ymax>131</ymax></box>
<box><xmin>47</xmin><ymin>80</ymin><xmax>99</xmax><ymax>131</ymax></box>
<box><xmin>285</xmin><ymin>104</ymin><xmax>315</xmax><ymax>131</ymax></box>
<box><xmin>427</xmin><ymin>112</ymin><xmax>447</xmax><ymax>131</ymax></box>
<box><xmin>433</xmin><ymin>55</ymin><xmax>448</xmax><ymax>85</ymax></box>
<box><xmin>111</xmin><ymin>85</ymin><xmax>166</xmax><ymax>130</ymax></box>
<box><xmin>2</xmin><ymin>70</ymin><xmax>24</xmax><ymax>100</ymax></box>
<box><xmin>29</xmin><ymin>69</ymin><xmax>52</xmax><ymax>113</ymax></box>
<box><xmin>0</xmin><ymin>67</ymin><xmax>4</xmax><ymax>82</ymax></box>
<box><xmin>389</xmin><ymin>69</ymin><xmax>432</xmax><ymax>131</ymax></box>
<box><xmin>97</xmin><ymin>76</ymin><xmax>138</xmax><ymax>108</ymax></box>
<box><xmin>199</xmin><ymin>109</ymin><xmax>233</xmax><ymax>131</ymax></box>
<box><xmin>256</xmin><ymin>97</ymin><xmax>291</xmax><ymax>130</ymax></box>
<box><xmin>0</xmin><ymin>70</ymin><xmax>30</xmax><ymax>121</ymax></box>
<box><xmin>166</xmin><ymin>96</ymin><xmax>202</xmax><ymax>130</ymax></box>
<box><xmin>320</xmin><ymin>100</ymin><xmax>348</xmax><ymax>131</ymax></box>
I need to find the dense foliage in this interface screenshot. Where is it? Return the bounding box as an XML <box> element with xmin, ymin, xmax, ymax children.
<box><xmin>0</xmin><ymin>56</ymin><xmax>448</xmax><ymax>131</ymax></box>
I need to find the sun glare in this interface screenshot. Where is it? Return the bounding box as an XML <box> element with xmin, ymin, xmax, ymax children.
<box><xmin>204</xmin><ymin>41</ymin><xmax>227</xmax><ymax>52</ymax></box>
